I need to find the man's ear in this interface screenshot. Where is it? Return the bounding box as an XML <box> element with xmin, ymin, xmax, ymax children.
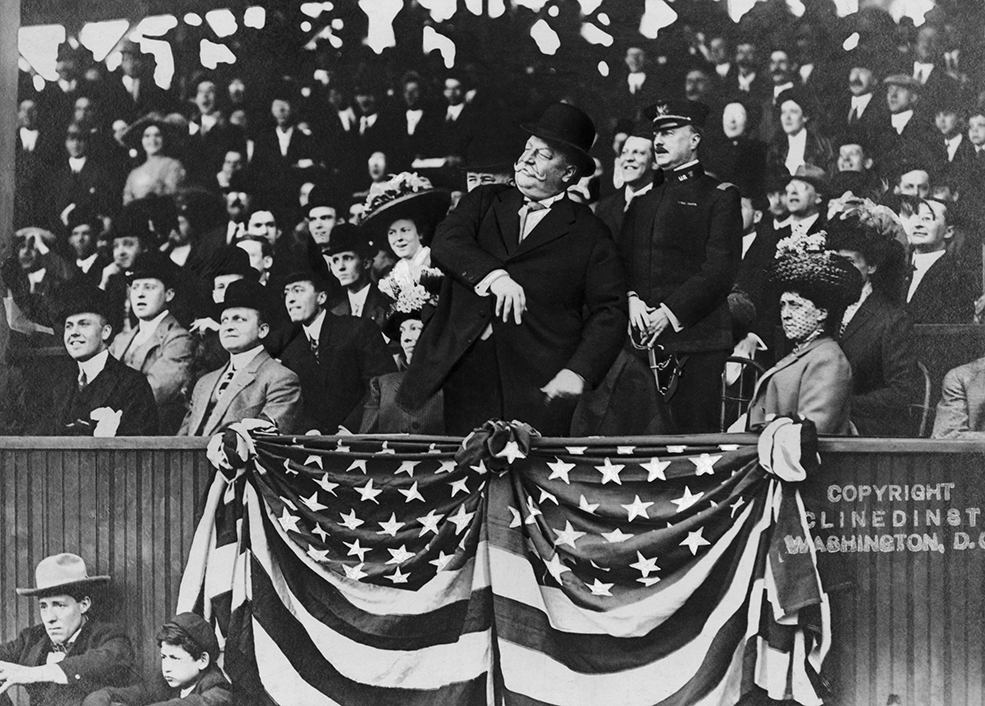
<box><xmin>316</xmin><ymin>291</ymin><xmax>328</xmax><ymax>307</ymax></box>
<box><xmin>196</xmin><ymin>652</ymin><xmax>211</xmax><ymax>669</ymax></box>
<box><xmin>944</xmin><ymin>225</ymin><xmax>955</xmax><ymax>240</ymax></box>
<box><xmin>100</xmin><ymin>324</ymin><xmax>113</xmax><ymax>343</ymax></box>
<box><xmin>258</xmin><ymin>322</ymin><xmax>270</xmax><ymax>339</ymax></box>
<box><xmin>165</xmin><ymin>288</ymin><xmax>175</xmax><ymax>303</ymax></box>
<box><xmin>753</xmin><ymin>210</ymin><xmax>763</xmax><ymax>225</ymax></box>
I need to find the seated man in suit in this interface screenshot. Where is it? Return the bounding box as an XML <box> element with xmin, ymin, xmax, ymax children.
<box><xmin>280</xmin><ymin>269</ymin><xmax>395</xmax><ymax>433</ymax></box>
<box><xmin>325</xmin><ymin>224</ymin><xmax>388</xmax><ymax>331</ymax></box>
<box><xmin>0</xmin><ymin>553</ymin><xmax>136</xmax><ymax>705</ymax></box>
<box><xmin>933</xmin><ymin>356</ymin><xmax>985</xmax><ymax>438</ymax></box>
<box><xmin>109</xmin><ymin>252</ymin><xmax>195</xmax><ymax>435</ymax></box>
<box><xmin>180</xmin><ymin>278</ymin><xmax>302</xmax><ymax>436</ymax></box>
<box><xmin>34</xmin><ymin>282</ymin><xmax>158</xmax><ymax>436</ymax></box>
<box><xmin>902</xmin><ymin>197</ymin><xmax>976</xmax><ymax>323</ymax></box>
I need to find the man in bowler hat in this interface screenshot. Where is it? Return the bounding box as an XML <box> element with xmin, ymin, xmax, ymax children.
<box><xmin>35</xmin><ymin>282</ymin><xmax>158</xmax><ymax>436</ymax></box>
<box><xmin>617</xmin><ymin>99</ymin><xmax>743</xmax><ymax>433</ymax></box>
<box><xmin>0</xmin><ymin>553</ymin><xmax>136</xmax><ymax>706</ymax></box>
<box><xmin>397</xmin><ymin>103</ymin><xmax>628</xmax><ymax>436</ymax></box>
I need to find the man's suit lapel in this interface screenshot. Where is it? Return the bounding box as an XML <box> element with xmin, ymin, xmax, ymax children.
<box><xmin>204</xmin><ymin>351</ymin><xmax>266</xmax><ymax>431</ymax></box>
<box><xmin>840</xmin><ymin>296</ymin><xmax>874</xmax><ymax>343</ymax></box>
<box><xmin>130</xmin><ymin>315</ymin><xmax>174</xmax><ymax>372</ymax></box>
<box><xmin>85</xmin><ymin>358</ymin><xmax>122</xmax><ymax>412</ymax></box>
<box><xmin>490</xmin><ymin>189</ymin><xmax>523</xmax><ymax>256</ymax></box>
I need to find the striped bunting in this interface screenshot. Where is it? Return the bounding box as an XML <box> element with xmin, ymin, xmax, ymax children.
<box><xmin>178</xmin><ymin>425</ymin><xmax>829</xmax><ymax>705</ymax></box>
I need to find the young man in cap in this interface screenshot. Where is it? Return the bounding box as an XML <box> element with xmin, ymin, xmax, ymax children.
<box><xmin>595</xmin><ymin>120</ymin><xmax>656</xmax><ymax>239</ymax></box>
<box><xmin>0</xmin><ymin>553</ymin><xmax>136</xmax><ymax>706</ymax></box>
<box><xmin>179</xmin><ymin>278</ymin><xmax>302</xmax><ymax>436</ymax></box>
<box><xmin>82</xmin><ymin>612</ymin><xmax>231</xmax><ymax>706</ymax></box>
<box><xmin>397</xmin><ymin>103</ymin><xmax>627</xmax><ymax>436</ymax></box>
<box><xmin>324</xmin><ymin>223</ymin><xmax>388</xmax><ymax>331</ymax></box>
<box><xmin>280</xmin><ymin>269</ymin><xmax>395</xmax><ymax>433</ymax></box>
<box><xmin>35</xmin><ymin>282</ymin><xmax>158</xmax><ymax>435</ymax></box>
<box><xmin>617</xmin><ymin>98</ymin><xmax>743</xmax><ymax>433</ymax></box>
<box><xmin>109</xmin><ymin>252</ymin><xmax>195</xmax><ymax>435</ymax></box>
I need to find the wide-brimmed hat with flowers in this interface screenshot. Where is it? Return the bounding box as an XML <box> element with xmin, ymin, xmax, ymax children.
<box><xmin>768</xmin><ymin>231</ymin><xmax>863</xmax><ymax>312</ymax></box>
<box><xmin>357</xmin><ymin>172</ymin><xmax>450</xmax><ymax>247</ymax></box>
<box><xmin>378</xmin><ymin>265</ymin><xmax>443</xmax><ymax>340</ymax></box>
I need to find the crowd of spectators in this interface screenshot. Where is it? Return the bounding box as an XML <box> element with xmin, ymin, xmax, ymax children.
<box><xmin>5</xmin><ymin>0</ymin><xmax>985</xmax><ymax>438</ymax></box>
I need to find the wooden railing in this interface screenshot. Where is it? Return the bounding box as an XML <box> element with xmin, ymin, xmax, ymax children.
<box><xmin>1</xmin><ymin>435</ymin><xmax>985</xmax><ymax>706</ymax></box>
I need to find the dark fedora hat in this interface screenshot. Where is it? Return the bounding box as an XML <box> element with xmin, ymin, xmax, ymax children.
<box><xmin>521</xmin><ymin>103</ymin><xmax>596</xmax><ymax>176</ymax></box>
<box><xmin>323</xmin><ymin>222</ymin><xmax>375</xmax><ymax>258</ymax></box>
<box><xmin>126</xmin><ymin>250</ymin><xmax>178</xmax><ymax>288</ymax></box>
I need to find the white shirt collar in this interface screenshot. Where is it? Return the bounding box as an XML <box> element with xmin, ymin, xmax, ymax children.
<box><xmin>890</xmin><ymin>110</ymin><xmax>913</xmax><ymax>134</ymax></box>
<box><xmin>27</xmin><ymin>268</ymin><xmax>47</xmax><ymax>293</ymax></box>
<box><xmin>68</xmin><ymin>156</ymin><xmax>86</xmax><ymax>172</ymax></box>
<box><xmin>945</xmin><ymin>133</ymin><xmax>963</xmax><ymax>161</ymax></box>
<box><xmin>624</xmin><ymin>180</ymin><xmax>653</xmax><ymax>210</ymax></box>
<box><xmin>446</xmin><ymin>103</ymin><xmax>465</xmax><ymax>121</ymax></box>
<box><xmin>19</xmin><ymin>127</ymin><xmax>38</xmax><ymax>150</ymax></box>
<box><xmin>850</xmin><ymin>93</ymin><xmax>873</xmax><ymax>112</ymax></box>
<box><xmin>790</xmin><ymin>212</ymin><xmax>820</xmax><ymax>235</ymax></box>
<box><xmin>302</xmin><ymin>309</ymin><xmax>327</xmax><ymax>342</ymax></box>
<box><xmin>741</xmin><ymin>231</ymin><xmax>757</xmax><ymax>258</ymax></box>
<box><xmin>773</xmin><ymin>81</ymin><xmax>795</xmax><ymax>100</ymax></box>
<box><xmin>628</xmin><ymin>72</ymin><xmax>646</xmax><ymax>91</ymax></box>
<box><xmin>228</xmin><ymin>344</ymin><xmax>264</xmax><ymax>371</ymax></box>
<box><xmin>347</xmin><ymin>283</ymin><xmax>372</xmax><ymax>317</ymax></box>
<box><xmin>77</xmin><ymin>253</ymin><xmax>98</xmax><ymax>273</ymax></box>
<box><xmin>908</xmin><ymin>249</ymin><xmax>947</xmax><ymax>302</ymax></box>
<box><xmin>715</xmin><ymin>63</ymin><xmax>731</xmax><ymax>78</ymax></box>
<box><xmin>737</xmin><ymin>71</ymin><xmax>756</xmax><ymax>91</ymax></box>
<box><xmin>78</xmin><ymin>349</ymin><xmax>110</xmax><ymax>382</ymax></box>
<box><xmin>523</xmin><ymin>191</ymin><xmax>566</xmax><ymax>208</ymax></box>
<box><xmin>169</xmin><ymin>243</ymin><xmax>191</xmax><ymax>266</ymax></box>
<box><xmin>405</xmin><ymin>109</ymin><xmax>424</xmax><ymax>135</ymax></box>
<box><xmin>132</xmin><ymin>309</ymin><xmax>169</xmax><ymax>347</ymax></box>
<box><xmin>784</xmin><ymin>129</ymin><xmax>808</xmax><ymax>175</ymax></box>
<box><xmin>180</xmin><ymin>685</ymin><xmax>195</xmax><ymax>698</ymax></box>
<box><xmin>338</xmin><ymin>106</ymin><xmax>356</xmax><ymax>130</ymax></box>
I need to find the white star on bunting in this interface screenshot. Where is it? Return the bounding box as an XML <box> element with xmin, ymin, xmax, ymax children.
<box><xmin>616</xmin><ymin>446</ymin><xmax>636</xmax><ymax>455</ymax></box>
<box><xmin>545</xmin><ymin>553</ymin><xmax>571</xmax><ymax>582</ymax></box>
<box><xmin>306</xmin><ymin>545</ymin><xmax>330</xmax><ymax>562</ymax></box>
<box><xmin>629</xmin><ymin>551</ymin><xmax>660</xmax><ymax>577</ymax></box>
<box><xmin>343</xmin><ymin>538</ymin><xmax>369</xmax><ymax>561</ymax></box>
<box><xmin>312</xmin><ymin>524</ymin><xmax>330</xmax><ymax>542</ymax></box>
<box><xmin>430</xmin><ymin>551</ymin><xmax>454</xmax><ymax>571</ymax></box>
<box><xmin>538</xmin><ymin>488</ymin><xmax>558</xmax><ymax>505</ymax></box>
<box><xmin>595</xmin><ymin>458</ymin><xmax>625</xmax><ymax>485</ymax></box>
<box><xmin>730</xmin><ymin>497</ymin><xmax>746</xmax><ymax>518</ymax></box>
<box><xmin>283</xmin><ymin>459</ymin><xmax>298</xmax><ymax>476</ymax></box>
<box><xmin>547</xmin><ymin>457</ymin><xmax>576</xmax><ymax>484</ymax></box>
<box><xmin>346</xmin><ymin>459</ymin><xmax>368</xmax><ymax>474</ymax></box>
<box><xmin>552</xmin><ymin>521</ymin><xmax>586</xmax><ymax>549</ymax></box>
<box><xmin>602</xmin><ymin>527</ymin><xmax>634</xmax><ymax>543</ymax></box>
<box><xmin>691</xmin><ymin>454</ymin><xmax>721</xmax><ymax>476</ymax></box>
<box><xmin>588</xmin><ymin>579</ymin><xmax>614</xmax><ymax>596</ymax></box>
<box><xmin>386</xmin><ymin>545</ymin><xmax>415</xmax><ymax>564</ymax></box>
<box><xmin>378</xmin><ymin>441</ymin><xmax>396</xmax><ymax>455</ymax></box>
<box><xmin>566</xmin><ymin>446</ymin><xmax>587</xmax><ymax>455</ymax></box>
<box><xmin>469</xmin><ymin>459</ymin><xmax>489</xmax><ymax>475</ymax></box>
<box><xmin>398</xmin><ymin>481</ymin><xmax>425</xmax><ymax>503</ymax></box>
<box><xmin>524</xmin><ymin>496</ymin><xmax>542</xmax><ymax>524</ymax></box>
<box><xmin>338</xmin><ymin>509</ymin><xmax>364</xmax><ymax>530</ymax></box>
<box><xmin>277</xmin><ymin>508</ymin><xmax>301</xmax><ymax>533</ymax></box>
<box><xmin>450</xmin><ymin>477</ymin><xmax>471</xmax><ymax>497</ymax></box>
<box><xmin>335</xmin><ymin>440</ymin><xmax>350</xmax><ymax>453</ymax></box>
<box><xmin>590</xmin><ymin>560</ymin><xmax>611</xmax><ymax>572</ymax></box>
<box><xmin>667</xmin><ymin>445</ymin><xmax>687</xmax><ymax>453</ymax></box>
<box><xmin>386</xmin><ymin>567</ymin><xmax>410</xmax><ymax>584</ymax></box>
<box><xmin>300</xmin><ymin>492</ymin><xmax>327</xmax><ymax>512</ymax></box>
<box><xmin>681</xmin><ymin>528</ymin><xmax>711</xmax><ymax>555</ymax></box>
<box><xmin>395</xmin><ymin>460</ymin><xmax>418</xmax><ymax>477</ymax></box>
<box><xmin>671</xmin><ymin>486</ymin><xmax>704</xmax><ymax>513</ymax></box>
<box><xmin>343</xmin><ymin>563</ymin><xmax>368</xmax><ymax>580</ymax></box>
<box><xmin>314</xmin><ymin>474</ymin><xmax>339</xmax><ymax>495</ymax></box>
<box><xmin>622</xmin><ymin>495</ymin><xmax>655</xmax><ymax>521</ymax></box>
<box><xmin>500</xmin><ymin>440</ymin><xmax>525</xmax><ymax>463</ymax></box>
<box><xmin>508</xmin><ymin>506</ymin><xmax>522</xmax><ymax>528</ymax></box>
<box><xmin>355</xmin><ymin>479</ymin><xmax>383</xmax><ymax>504</ymax></box>
<box><xmin>377</xmin><ymin>513</ymin><xmax>405</xmax><ymax>537</ymax></box>
<box><xmin>304</xmin><ymin>454</ymin><xmax>324</xmax><ymax>469</ymax></box>
<box><xmin>448</xmin><ymin>504</ymin><xmax>475</xmax><ymax>534</ymax></box>
<box><xmin>436</xmin><ymin>459</ymin><xmax>457</xmax><ymax>474</ymax></box>
<box><xmin>637</xmin><ymin>576</ymin><xmax>661</xmax><ymax>586</ymax></box>
<box><xmin>719</xmin><ymin>444</ymin><xmax>740</xmax><ymax>451</ymax></box>
<box><xmin>578</xmin><ymin>495</ymin><xmax>600</xmax><ymax>514</ymax></box>
<box><xmin>641</xmin><ymin>458</ymin><xmax>671</xmax><ymax>482</ymax></box>
<box><xmin>417</xmin><ymin>509</ymin><xmax>443</xmax><ymax>536</ymax></box>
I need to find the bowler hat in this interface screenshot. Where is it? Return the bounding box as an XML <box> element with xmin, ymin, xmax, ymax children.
<box><xmin>54</xmin><ymin>281</ymin><xmax>114</xmax><ymax>326</ymax></box>
<box><xmin>883</xmin><ymin>74</ymin><xmax>922</xmax><ymax>91</ymax></box>
<box><xmin>221</xmin><ymin>278</ymin><xmax>268</xmax><ymax>315</ymax></box>
<box><xmin>283</xmin><ymin>267</ymin><xmax>332</xmax><ymax>293</ymax></box>
<box><xmin>304</xmin><ymin>184</ymin><xmax>346</xmax><ymax>218</ymax></box>
<box><xmin>17</xmin><ymin>553</ymin><xmax>110</xmax><ymax>597</ymax></box>
<box><xmin>783</xmin><ymin>164</ymin><xmax>830</xmax><ymax>194</ymax></box>
<box><xmin>126</xmin><ymin>250</ymin><xmax>178</xmax><ymax>288</ymax></box>
<box><xmin>206</xmin><ymin>245</ymin><xmax>256</xmax><ymax>281</ymax></box>
<box><xmin>521</xmin><ymin>103</ymin><xmax>596</xmax><ymax>176</ymax></box>
<box><xmin>164</xmin><ymin>613</ymin><xmax>220</xmax><ymax>663</ymax></box>
<box><xmin>644</xmin><ymin>99</ymin><xmax>711</xmax><ymax>131</ymax></box>
<box><xmin>66</xmin><ymin>205</ymin><xmax>102</xmax><ymax>233</ymax></box>
<box><xmin>323</xmin><ymin>223</ymin><xmax>375</xmax><ymax>258</ymax></box>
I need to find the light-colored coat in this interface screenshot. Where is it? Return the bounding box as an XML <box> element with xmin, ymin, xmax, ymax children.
<box><xmin>109</xmin><ymin>312</ymin><xmax>194</xmax><ymax>433</ymax></box>
<box><xmin>740</xmin><ymin>335</ymin><xmax>853</xmax><ymax>435</ymax></box>
<box><xmin>179</xmin><ymin>349</ymin><xmax>302</xmax><ymax>436</ymax></box>
<box><xmin>932</xmin><ymin>357</ymin><xmax>985</xmax><ymax>439</ymax></box>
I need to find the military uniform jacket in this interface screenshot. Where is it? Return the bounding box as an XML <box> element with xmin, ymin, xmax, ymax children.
<box><xmin>397</xmin><ymin>184</ymin><xmax>627</xmax><ymax>414</ymax></box>
<box><xmin>617</xmin><ymin>162</ymin><xmax>742</xmax><ymax>353</ymax></box>
<box><xmin>0</xmin><ymin>619</ymin><xmax>137</xmax><ymax>706</ymax></box>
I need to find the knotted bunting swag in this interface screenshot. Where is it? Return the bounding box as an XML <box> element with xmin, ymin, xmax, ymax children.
<box><xmin>178</xmin><ymin>418</ymin><xmax>829</xmax><ymax>706</ymax></box>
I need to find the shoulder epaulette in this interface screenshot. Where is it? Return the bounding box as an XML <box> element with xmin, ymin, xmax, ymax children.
<box><xmin>717</xmin><ymin>182</ymin><xmax>736</xmax><ymax>191</ymax></box>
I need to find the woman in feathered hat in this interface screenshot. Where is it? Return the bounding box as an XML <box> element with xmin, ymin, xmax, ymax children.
<box><xmin>357</xmin><ymin>172</ymin><xmax>450</xmax><ymax>288</ymax></box>
<box><xmin>732</xmin><ymin>230</ymin><xmax>862</xmax><ymax>435</ymax></box>
<box><xmin>121</xmin><ymin>112</ymin><xmax>188</xmax><ymax>205</ymax></box>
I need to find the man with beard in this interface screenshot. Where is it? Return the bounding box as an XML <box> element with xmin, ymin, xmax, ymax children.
<box><xmin>397</xmin><ymin>103</ymin><xmax>627</xmax><ymax>436</ymax></box>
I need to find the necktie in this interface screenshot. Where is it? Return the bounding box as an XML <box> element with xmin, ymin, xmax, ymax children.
<box><xmin>360</xmin><ymin>115</ymin><xmax>370</xmax><ymax>135</ymax></box>
<box><xmin>212</xmin><ymin>367</ymin><xmax>236</xmax><ymax>402</ymax></box>
<box><xmin>849</xmin><ymin>106</ymin><xmax>859</xmax><ymax>124</ymax></box>
<box><xmin>78</xmin><ymin>372</ymin><xmax>88</xmax><ymax>391</ymax></box>
<box><xmin>308</xmin><ymin>335</ymin><xmax>320</xmax><ymax>363</ymax></box>
<box><xmin>518</xmin><ymin>201</ymin><xmax>548</xmax><ymax>242</ymax></box>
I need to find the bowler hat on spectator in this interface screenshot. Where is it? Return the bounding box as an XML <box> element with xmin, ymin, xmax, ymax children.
<box><xmin>283</xmin><ymin>267</ymin><xmax>332</xmax><ymax>293</ymax></box>
<box><xmin>323</xmin><ymin>223</ymin><xmax>375</xmax><ymax>258</ymax></box>
<box><xmin>205</xmin><ymin>245</ymin><xmax>256</xmax><ymax>281</ymax></box>
<box><xmin>126</xmin><ymin>250</ymin><xmax>178</xmax><ymax>288</ymax></box>
<box><xmin>220</xmin><ymin>278</ymin><xmax>268</xmax><ymax>316</ymax></box>
<box><xmin>54</xmin><ymin>281</ymin><xmax>113</xmax><ymax>325</ymax></box>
